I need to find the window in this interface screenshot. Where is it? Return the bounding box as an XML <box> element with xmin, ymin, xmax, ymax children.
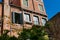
<box><xmin>38</xmin><ymin>4</ymin><xmax>44</xmax><ymax>11</ymax></box>
<box><xmin>42</xmin><ymin>18</ymin><xmax>46</xmax><ymax>26</ymax></box>
<box><xmin>33</xmin><ymin>16</ymin><xmax>39</xmax><ymax>25</ymax></box>
<box><xmin>24</xmin><ymin>13</ymin><xmax>31</xmax><ymax>22</ymax></box>
<box><xmin>12</xmin><ymin>12</ymin><xmax>23</xmax><ymax>24</ymax></box>
<box><xmin>23</xmin><ymin>0</ymin><xmax>28</xmax><ymax>7</ymax></box>
<box><xmin>12</xmin><ymin>12</ymin><xmax>20</xmax><ymax>24</ymax></box>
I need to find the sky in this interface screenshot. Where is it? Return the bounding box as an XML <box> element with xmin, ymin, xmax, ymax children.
<box><xmin>0</xmin><ymin>0</ymin><xmax>2</xmax><ymax>2</ymax></box>
<box><xmin>43</xmin><ymin>0</ymin><xmax>60</xmax><ymax>19</ymax></box>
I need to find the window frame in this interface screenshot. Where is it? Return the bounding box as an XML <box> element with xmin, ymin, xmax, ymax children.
<box><xmin>24</xmin><ymin>13</ymin><xmax>31</xmax><ymax>22</ymax></box>
<box><xmin>38</xmin><ymin>4</ymin><xmax>44</xmax><ymax>11</ymax></box>
<box><xmin>12</xmin><ymin>12</ymin><xmax>21</xmax><ymax>24</ymax></box>
<box><xmin>33</xmin><ymin>15</ymin><xmax>39</xmax><ymax>25</ymax></box>
<box><xmin>22</xmin><ymin>0</ymin><xmax>29</xmax><ymax>7</ymax></box>
<box><xmin>41</xmin><ymin>18</ymin><xmax>46</xmax><ymax>26</ymax></box>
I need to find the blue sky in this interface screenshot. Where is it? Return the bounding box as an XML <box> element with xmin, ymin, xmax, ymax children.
<box><xmin>0</xmin><ymin>0</ymin><xmax>2</xmax><ymax>2</ymax></box>
<box><xmin>43</xmin><ymin>0</ymin><xmax>60</xmax><ymax>19</ymax></box>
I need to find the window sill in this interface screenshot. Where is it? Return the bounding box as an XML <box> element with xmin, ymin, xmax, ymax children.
<box><xmin>33</xmin><ymin>24</ymin><xmax>40</xmax><ymax>26</ymax></box>
<box><xmin>24</xmin><ymin>21</ymin><xmax>32</xmax><ymax>24</ymax></box>
<box><xmin>33</xmin><ymin>24</ymin><xmax>41</xmax><ymax>27</ymax></box>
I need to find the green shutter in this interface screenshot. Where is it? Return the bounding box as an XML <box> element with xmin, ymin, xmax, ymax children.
<box><xmin>12</xmin><ymin>12</ymin><xmax>15</xmax><ymax>23</ymax></box>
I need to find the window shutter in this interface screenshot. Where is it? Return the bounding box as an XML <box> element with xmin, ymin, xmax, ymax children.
<box><xmin>12</xmin><ymin>12</ymin><xmax>15</xmax><ymax>23</ymax></box>
<box><xmin>20</xmin><ymin>13</ymin><xmax>23</xmax><ymax>24</ymax></box>
<box><xmin>12</xmin><ymin>12</ymin><xmax>23</xmax><ymax>24</ymax></box>
<box><xmin>15</xmin><ymin>13</ymin><xmax>20</xmax><ymax>24</ymax></box>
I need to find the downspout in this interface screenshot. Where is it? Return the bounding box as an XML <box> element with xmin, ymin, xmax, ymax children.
<box><xmin>1</xmin><ymin>0</ymin><xmax>4</xmax><ymax>35</ymax></box>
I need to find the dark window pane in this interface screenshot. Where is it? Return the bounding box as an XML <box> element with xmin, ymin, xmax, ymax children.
<box><xmin>12</xmin><ymin>12</ymin><xmax>20</xmax><ymax>24</ymax></box>
<box><xmin>15</xmin><ymin>13</ymin><xmax>20</xmax><ymax>24</ymax></box>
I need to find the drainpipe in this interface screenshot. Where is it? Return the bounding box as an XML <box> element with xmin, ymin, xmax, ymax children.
<box><xmin>1</xmin><ymin>0</ymin><xmax>4</xmax><ymax>35</ymax></box>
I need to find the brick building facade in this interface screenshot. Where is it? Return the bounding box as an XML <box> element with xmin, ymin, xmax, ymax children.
<box><xmin>0</xmin><ymin>0</ymin><xmax>47</xmax><ymax>37</ymax></box>
<box><xmin>47</xmin><ymin>12</ymin><xmax>60</xmax><ymax>40</ymax></box>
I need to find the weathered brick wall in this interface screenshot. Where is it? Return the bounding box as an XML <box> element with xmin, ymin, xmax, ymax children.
<box><xmin>48</xmin><ymin>13</ymin><xmax>60</xmax><ymax>40</ymax></box>
<box><xmin>0</xmin><ymin>4</ymin><xmax>2</xmax><ymax>35</ymax></box>
<box><xmin>2</xmin><ymin>0</ymin><xmax>47</xmax><ymax>37</ymax></box>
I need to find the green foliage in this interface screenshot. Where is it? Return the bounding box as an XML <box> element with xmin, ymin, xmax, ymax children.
<box><xmin>18</xmin><ymin>25</ymin><xmax>48</xmax><ymax>40</ymax></box>
<box><xmin>0</xmin><ymin>30</ymin><xmax>9</xmax><ymax>40</ymax></box>
<box><xmin>0</xmin><ymin>34</ymin><xmax>9</xmax><ymax>40</ymax></box>
<box><xmin>8</xmin><ymin>36</ymin><xmax>18</xmax><ymax>40</ymax></box>
<box><xmin>0</xmin><ymin>30</ymin><xmax>18</xmax><ymax>40</ymax></box>
<box><xmin>0</xmin><ymin>25</ymin><xmax>49</xmax><ymax>40</ymax></box>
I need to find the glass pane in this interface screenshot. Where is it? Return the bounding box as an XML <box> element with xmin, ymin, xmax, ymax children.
<box><xmin>23</xmin><ymin>0</ymin><xmax>28</xmax><ymax>6</ymax></box>
<box><xmin>38</xmin><ymin>4</ymin><xmax>43</xmax><ymax>11</ymax></box>
<box><xmin>24</xmin><ymin>14</ymin><xmax>30</xmax><ymax>22</ymax></box>
<box><xmin>42</xmin><ymin>19</ymin><xmax>46</xmax><ymax>26</ymax></box>
<box><xmin>24</xmin><ymin>14</ymin><xmax>26</xmax><ymax>21</ymax></box>
<box><xmin>15</xmin><ymin>13</ymin><xmax>20</xmax><ymax>24</ymax></box>
<box><xmin>33</xmin><ymin>16</ymin><xmax>39</xmax><ymax>25</ymax></box>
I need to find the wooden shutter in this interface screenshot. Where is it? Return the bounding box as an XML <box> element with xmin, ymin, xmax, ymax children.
<box><xmin>12</xmin><ymin>12</ymin><xmax>15</xmax><ymax>23</ymax></box>
<box><xmin>12</xmin><ymin>12</ymin><xmax>23</xmax><ymax>24</ymax></box>
<box><xmin>20</xmin><ymin>13</ymin><xmax>23</xmax><ymax>24</ymax></box>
